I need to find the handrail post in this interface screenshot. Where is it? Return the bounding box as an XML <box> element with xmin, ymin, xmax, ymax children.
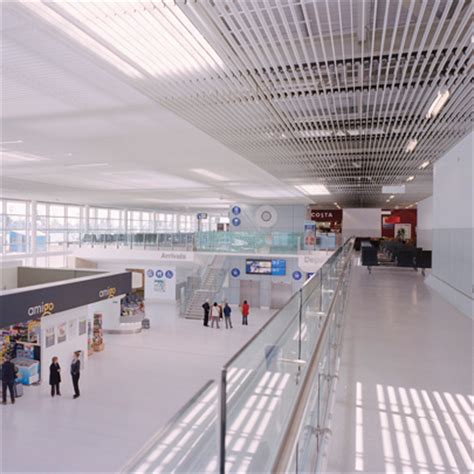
<box><xmin>219</xmin><ymin>367</ymin><xmax>227</xmax><ymax>474</ymax></box>
<box><xmin>298</xmin><ymin>288</ymin><xmax>303</xmax><ymax>360</ymax></box>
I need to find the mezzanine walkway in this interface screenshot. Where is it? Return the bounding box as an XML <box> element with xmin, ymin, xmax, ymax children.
<box><xmin>326</xmin><ymin>260</ymin><xmax>473</xmax><ymax>473</ymax></box>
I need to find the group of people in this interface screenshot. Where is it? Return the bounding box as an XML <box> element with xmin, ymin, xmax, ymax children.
<box><xmin>1</xmin><ymin>350</ymin><xmax>82</xmax><ymax>405</ymax></box>
<box><xmin>202</xmin><ymin>300</ymin><xmax>250</xmax><ymax>329</ymax></box>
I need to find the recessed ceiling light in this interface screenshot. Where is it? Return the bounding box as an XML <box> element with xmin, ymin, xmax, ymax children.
<box><xmin>390</xmin><ymin>195</ymin><xmax>395</xmax><ymax>199</ymax></box>
<box><xmin>386</xmin><ymin>199</ymin><xmax>391</xmax><ymax>203</ymax></box>
<box><xmin>419</xmin><ymin>161</ymin><xmax>430</xmax><ymax>169</ymax></box>
<box><xmin>191</xmin><ymin>169</ymin><xmax>227</xmax><ymax>181</ymax></box>
<box><xmin>67</xmin><ymin>152</ymin><xmax>73</xmax><ymax>157</ymax></box>
<box><xmin>406</xmin><ymin>176</ymin><xmax>415</xmax><ymax>182</ymax></box>
<box><xmin>295</xmin><ymin>184</ymin><xmax>330</xmax><ymax>195</ymax></box>
<box><xmin>352</xmin><ymin>161</ymin><xmax>362</xmax><ymax>169</ymax></box>
<box><xmin>426</xmin><ymin>88</ymin><xmax>450</xmax><ymax>119</ymax></box>
<box><xmin>405</xmin><ymin>138</ymin><xmax>418</xmax><ymax>152</ymax></box>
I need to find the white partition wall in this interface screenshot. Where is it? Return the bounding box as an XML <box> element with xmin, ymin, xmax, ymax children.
<box><xmin>426</xmin><ymin>131</ymin><xmax>473</xmax><ymax>318</ymax></box>
<box><xmin>417</xmin><ymin>197</ymin><xmax>433</xmax><ymax>250</ymax></box>
<box><xmin>342</xmin><ymin>208</ymin><xmax>381</xmax><ymax>242</ymax></box>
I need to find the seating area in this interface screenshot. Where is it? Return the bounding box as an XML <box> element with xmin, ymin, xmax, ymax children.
<box><xmin>360</xmin><ymin>239</ymin><xmax>432</xmax><ymax>275</ymax></box>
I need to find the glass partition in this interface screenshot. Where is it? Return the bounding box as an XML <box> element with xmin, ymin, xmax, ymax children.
<box><xmin>121</xmin><ymin>238</ymin><xmax>354</xmax><ymax>474</ymax></box>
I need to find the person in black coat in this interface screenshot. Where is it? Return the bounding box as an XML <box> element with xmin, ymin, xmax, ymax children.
<box><xmin>70</xmin><ymin>351</ymin><xmax>81</xmax><ymax>399</ymax></box>
<box><xmin>49</xmin><ymin>357</ymin><xmax>61</xmax><ymax>397</ymax></box>
<box><xmin>2</xmin><ymin>357</ymin><xmax>17</xmax><ymax>405</ymax></box>
<box><xmin>202</xmin><ymin>300</ymin><xmax>210</xmax><ymax>327</ymax></box>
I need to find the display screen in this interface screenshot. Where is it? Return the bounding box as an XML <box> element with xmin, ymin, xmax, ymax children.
<box><xmin>245</xmin><ymin>259</ymin><xmax>286</xmax><ymax>276</ymax></box>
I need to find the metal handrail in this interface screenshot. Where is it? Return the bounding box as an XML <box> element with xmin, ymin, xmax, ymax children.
<box><xmin>218</xmin><ymin>239</ymin><xmax>351</xmax><ymax>473</ymax></box>
<box><xmin>271</xmin><ymin>239</ymin><xmax>354</xmax><ymax>473</ymax></box>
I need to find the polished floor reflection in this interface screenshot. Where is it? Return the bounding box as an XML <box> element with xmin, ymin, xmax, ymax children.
<box><xmin>1</xmin><ymin>302</ymin><xmax>274</xmax><ymax>473</ymax></box>
<box><xmin>327</xmin><ymin>261</ymin><xmax>473</xmax><ymax>473</ymax></box>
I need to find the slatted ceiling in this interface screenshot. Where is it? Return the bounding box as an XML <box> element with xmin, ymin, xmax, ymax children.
<box><xmin>4</xmin><ymin>1</ymin><xmax>473</xmax><ymax>207</ymax></box>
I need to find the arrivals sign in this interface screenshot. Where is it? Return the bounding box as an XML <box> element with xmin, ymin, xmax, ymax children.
<box><xmin>0</xmin><ymin>272</ymin><xmax>132</xmax><ymax>328</ymax></box>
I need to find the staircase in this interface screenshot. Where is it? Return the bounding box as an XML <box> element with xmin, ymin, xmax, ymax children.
<box><xmin>183</xmin><ymin>256</ymin><xmax>228</xmax><ymax>319</ymax></box>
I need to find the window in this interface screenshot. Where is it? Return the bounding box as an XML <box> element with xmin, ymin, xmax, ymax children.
<box><xmin>1</xmin><ymin>199</ymin><xmax>29</xmax><ymax>254</ymax></box>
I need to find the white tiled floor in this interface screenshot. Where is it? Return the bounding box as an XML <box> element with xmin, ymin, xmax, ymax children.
<box><xmin>326</xmin><ymin>260</ymin><xmax>473</xmax><ymax>473</ymax></box>
<box><xmin>0</xmin><ymin>303</ymin><xmax>274</xmax><ymax>473</ymax></box>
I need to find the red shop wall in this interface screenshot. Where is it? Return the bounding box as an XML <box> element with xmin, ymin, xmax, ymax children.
<box><xmin>381</xmin><ymin>209</ymin><xmax>418</xmax><ymax>241</ymax></box>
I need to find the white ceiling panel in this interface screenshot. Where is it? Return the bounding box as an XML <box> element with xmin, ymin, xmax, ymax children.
<box><xmin>1</xmin><ymin>0</ymin><xmax>472</xmax><ymax>209</ymax></box>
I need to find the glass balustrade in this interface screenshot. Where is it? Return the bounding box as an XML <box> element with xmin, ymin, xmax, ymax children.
<box><xmin>78</xmin><ymin>231</ymin><xmax>338</xmax><ymax>254</ymax></box>
<box><xmin>120</xmin><ymin>238</ymin><xmax>354</xmax><ymax>474</ymax></box>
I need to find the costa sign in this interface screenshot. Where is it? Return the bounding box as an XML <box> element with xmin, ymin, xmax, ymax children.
<box><xmin>310</xmin><ymin>209</ymin><xmax>343</xmax><ymax>222</ymax></box>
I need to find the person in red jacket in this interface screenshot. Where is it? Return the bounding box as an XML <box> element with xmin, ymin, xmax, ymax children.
<box><xmin>241</xmin><ymin>300</ymin><xmax>250</xmax><ymax>326</ymax></box>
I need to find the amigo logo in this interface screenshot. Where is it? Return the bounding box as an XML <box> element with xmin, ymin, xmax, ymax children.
<box><xmin>98</xmin><ymin>287</ymin><xmax>117</xmax><ymax>299</ymax></box>
<box><xmin>27</xmin><ymin>301</ymin><xmax>55</xmax><ymax>318</ymax></box>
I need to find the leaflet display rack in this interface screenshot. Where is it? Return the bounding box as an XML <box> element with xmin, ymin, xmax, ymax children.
<box><xmin>92</xmin><ymin>312</ymin><xmax>104</xmax><ymax>352</ymax></box>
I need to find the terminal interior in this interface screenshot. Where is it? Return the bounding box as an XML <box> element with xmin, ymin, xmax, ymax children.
<box><xmin>0</xmin><ymin>1</ymin><xmax>472</xmax><ymax>473</ymax></box>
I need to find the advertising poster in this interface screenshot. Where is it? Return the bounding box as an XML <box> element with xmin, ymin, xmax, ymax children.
<box><xmin>45</xmin><ymin>327</ymin><xmax>55</xmax><ymax>348</ymax></box>
<box><xmin>395</xmin><ymin>223</ymin><xmax>412</xmax><ymax>240</ymax></box>
<box><xmin>57</xmin><ymin>323</ymin><xmax>67</xmax><ymax>344</ymax></box>
<box><xmin>78</xmin><ymin>319</ymin><xmax>87</xmax><ymax>336</ymax></box>
<box><xmin>303</xmin><ymin>220</ymin><xmax>316</xmax><ymax>250</ymax></box>
<box><xmin>68</xmin><ymin>319</ymin><xmax>77</xmax><ymax>339</ymax></box>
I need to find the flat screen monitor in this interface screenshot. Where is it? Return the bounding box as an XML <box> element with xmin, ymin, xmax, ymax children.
<box><xmin>245</xmin><ymin>259</ymin><xmax>286</xmax><ymax>276</ymax></box>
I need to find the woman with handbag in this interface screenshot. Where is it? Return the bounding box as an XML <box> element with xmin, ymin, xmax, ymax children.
<box><xmin>49</xmin><ymin>357</ymin><xmax>61</xmax><ymax>397</ymax></box>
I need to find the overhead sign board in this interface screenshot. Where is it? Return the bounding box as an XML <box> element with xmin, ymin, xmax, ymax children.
<box><xmin>0</xmin><ymin>272</ymin><xmax>132</xmax><ymax>328</ymax></box>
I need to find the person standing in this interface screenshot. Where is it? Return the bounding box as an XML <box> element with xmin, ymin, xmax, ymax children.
<box><xmin>241</xmin><ymin>300</ymin><xmax>250</xmax><ymax>326</ymax></box>
<box><xmin>210</xmin><ymin>302</ymin><xmax>220</xmax><ymax>329</ymax></box>
<box><xmin>70</xmin><ymin>351</ymin><xmax>81</xmax><ymax>399</ymax></box>
<box><xmin>223</xmin><ymin>302</ymin><xmax>233</xmax><ymax>329</ymax></box>
<box><xmin>49</xmin><ymin>357</ymin><xmax>61</xmax><ymax>397</ymax></box>
<box><xmin>202</xmin><ymin>300</ymin><xmax>210</xmax><ymax>327</ymax></box>
<box><xmin>1</xmin><ymin>356</ymin><xmax>17</xmax><ymax>405</ymax></box>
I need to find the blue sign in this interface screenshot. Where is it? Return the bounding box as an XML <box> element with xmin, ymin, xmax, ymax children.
<box><xmin>146</xmin><ymin>269</ymin><xmax>154</xmax><ymax>278</ymax></box>
<box><xmin>197</xmin><ymin>212</ymin><xmax>208</xmax><ymax>220</ymax></box>
<box><xmin>232</xmin><ymin>217</ymin><xmax>241</xmax><ymax>227</ymax></box>
<box><xmin>165</xmin><ymin>270</ymin><xmax>174</xmax><ymax>279</ymax></box>
<box><xmin>231</xmin><ymin>206</ymin><xmax>241</xmax><ymax>215</ymax></box>
<box><xmin>292</xmin><ymin>271</ymin><xmax>303</xmax><ymax>281</ymax></box>
<box><xmin>155</xmin><ymin>270</ymin><xmax>164</xmax><ymax>278</ymax></box>
<box><xmin>271</xmin><ymin>259</ymin><xmax>286</xmax><ymax>276</ymax></box>
<box><xmin>231</xmin><ymin>268</ymin><xmax>240</xmax><ymax>278</ymax></box>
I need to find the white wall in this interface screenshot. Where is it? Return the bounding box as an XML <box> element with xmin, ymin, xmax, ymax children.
<box><xmin>342</xmin><ymin>208</ymin><xmax>381</xmax><ymax>242</ymax></box>
<box><xmin>426</xmin><ymin>131</ymin><xmax>473</xmax><ymax>318</ymax></box>
<box><xmin>417</xmin><ymin>196</ymin><xmax>433</xmax><ymax>250</ymax></box>
<box><xmin>0</xmin><ymin>265</ymin><xmax>19</xmax><ymax>290</ymax></box>
<box><xmin>40</xmin><ymin>307</ymin><xmax>89</xmax><ymax>383</ymax></box>
<box><xmin>144</xmin><ymin>266</ymin><xmax>177</xmax><ymax>301</ymax></box>
<box><xmin>88</xmin><ymin>297</ymin><xmax>122</xmax><ymax>331</ymax></box>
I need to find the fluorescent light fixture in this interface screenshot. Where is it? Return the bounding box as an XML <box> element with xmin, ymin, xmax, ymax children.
<box><xmin>54</xmin><ymin>2</ymin><xmax>223</xmax><ymax>77</ymax></box>
<box><xmin>426</xmin><ymin>88</ymin><xmax>450</xmax><ymax>119</ymax></box>
<box><xmin>295</xmin><ymin>184</ymin><xmax>330</xmax><ymax>195</ymax></box>
<box><xmin>66</xmin><ymin>163</ymin><xmax>109</xmax><ymax>169</ymax></box>
<box><xmin>390</xmin><ymin>195</ymin><xmax>395</xmax><ymax>199</ymax></box>
<box><xmin>239</xmin><ymin>188</ymin><xmax>298</xmax><ymax>198</ymax></box>
<box><xmin>0</xmin><ymin>140</ymin><xmax>23</xmax><ymax>145</ymax></box>
<box><xmin>386</xmin><ymin>199</ymin><xmax>390</xmax><ymax>202</ymax></box>
<box><xmin>297</xmin><ymin>130</ymin><xmax>332</xmax><ymax>138</ymax></box>
<box><xmin>1</xmin><ymin>151</ymin><xmax>50</xmax><ymax>163</ymax></box>
<box><xmin>406</xmin><ymin>176</ymin><xmax>415</xmax><ymax>182</ymax></box>
<box><xmin>23</xmin><ymin>2</ymin><xmax>143</xmax><ymax>78</ymax></box>
<box><xmin>419</xmin><ymin>160</ymin><xmax>430</xmax><ymax>169</ymax></box>
<box><xmin>191</xmin><ymin>169</ymin><xmax>227</xmax><ymax>181</ymax></box>
<box><xmin>405</xmin><ymin>138</ymin><xmax>418</xmax><ymax>152</ymax></box>
<box><xmin>352</xmin><ymin>161</ymin><xmax>362</xmax><ymax>169</ymax></box>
